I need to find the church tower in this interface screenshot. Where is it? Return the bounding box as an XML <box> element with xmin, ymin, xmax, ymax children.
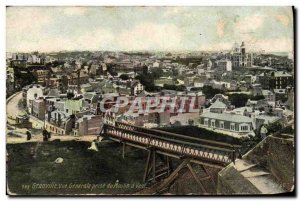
<box><xmin>240</xmin><ymin>42</ymin><xmax>246</xmax><ymax>67</ymax></box>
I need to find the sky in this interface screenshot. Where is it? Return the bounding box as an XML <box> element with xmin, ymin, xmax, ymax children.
<box><xmin>6</xmin><ymin>6</ymin><xmax>294</xmax><ymax>53</ymax></box>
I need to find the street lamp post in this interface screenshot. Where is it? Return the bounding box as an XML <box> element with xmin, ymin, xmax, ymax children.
<box><xmin>44</xmin><ymin>97</ymin><xmax>46</xmax><ymax>130</ymax></box>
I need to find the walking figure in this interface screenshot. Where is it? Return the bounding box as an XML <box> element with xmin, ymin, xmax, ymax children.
<box><xmin>42</xmin><ymin>129</ymin><xmax>49</xmax><ymax>141</ymax></box>
<box><xmin>26</xmin><ymin>131</ymin><xmax>31</xmax><ymax>141</ymax></box>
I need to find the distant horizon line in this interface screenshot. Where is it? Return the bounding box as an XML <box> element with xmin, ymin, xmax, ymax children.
<box><xmin>6</xmin><ymin>50</ymin><xmax>292</xmax><ymax>54</ymax></box>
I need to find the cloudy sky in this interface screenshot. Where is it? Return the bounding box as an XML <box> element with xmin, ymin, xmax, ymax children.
<box><xmin>6</xmin><ymin>6</ymin><xmax>293</xmax><ymax>53</ymax></box>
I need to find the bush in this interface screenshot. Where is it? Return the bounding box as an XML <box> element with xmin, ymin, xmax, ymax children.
<box><xmin>228</xmin><ymin>94</ymin><xmax>249</xmax><ymax>108</ymax></box>
<box><xmin>13</xmin><ymin>67</ymin><xmax>37</xmax><ymax>90</ymax></box>
<box><xmin>163</xmin><ymin>84</ymin><xmax>186</xmax><ymax>91</ymax></box>
<box><xmin>202</xmin><ymin>86</ymin><xmax>224</xmax><ymax>99</ymax></box>
<box><xmin>266</xmin><ymin>122</ymin><xmax>283</xmax><ymax>135</ymax></box>
<box><xmin>119</xmin><ymin>74</ymin><xmax>129</xmax><ymax>80</ymax></box>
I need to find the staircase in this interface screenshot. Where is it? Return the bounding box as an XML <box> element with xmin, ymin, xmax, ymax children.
<box><xmin>234</xmin><ymin>159</ymin><xmax>284</xmax><ymax>194</ymax></box>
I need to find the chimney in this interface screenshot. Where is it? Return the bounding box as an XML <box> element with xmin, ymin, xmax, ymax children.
<box><xmin>58</xmin><ymin>113</ymin><xmax>61</xmax><ymax>126</ymax></box>
<box><xmin>96</xmin><ymin>102</ymin><xmax>100</xmax><ymax>115</ymax></box>
<box><xmin>48</xmin><ymin>111</ymin><xmax>51</xmax><ymax>122</ymax></box>
<box><xmin>47</xmin><ymin>73</ymin><xmax>50</xmax><ymax>88</ymax></box>
<box><xmin>77</xmin><ymin>70</ymin><xmax>80</xmax><ymax>93</ymax></box>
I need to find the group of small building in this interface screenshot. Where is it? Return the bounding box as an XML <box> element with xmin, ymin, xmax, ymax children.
<box><xmin>199</xmin><ymin>92</ymin><xmax>293</xmax><ymax>138</ymax></box>
<box><xmin>9</xmin><ymin>41</ymin><xmax>294</xmax><ymax>139</ymax></box>
<box><xmin>21</xmin><ymin>75</ymin><xmax>147</xmax><ymax>136</ymax></box>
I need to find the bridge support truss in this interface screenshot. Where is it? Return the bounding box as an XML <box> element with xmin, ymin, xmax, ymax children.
<box><xmin>100</xmin><ymin>122</ymin><xmax>242</xmax><ymax>194</ymax></box>
<box><xmin>154</xmin><ymin>158</ymin><xmax>219</xmax><ymax>194</ymax></box>
<box><xmin>143</xmin><ymin>148</ymin><xmax>173</xmax><ymax>184</ymax></box>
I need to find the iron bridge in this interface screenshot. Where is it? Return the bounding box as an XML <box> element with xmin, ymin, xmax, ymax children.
<box><xmin>99</xmin><ymin>121</ymin><xmax>242</xmax><ymax>192</ymax></box>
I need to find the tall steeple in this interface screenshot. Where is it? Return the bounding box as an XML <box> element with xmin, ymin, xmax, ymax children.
<box><xmin>240</xmin><ymin>41</ymin><xmax>246</xmax><ymax>55</ymax></box>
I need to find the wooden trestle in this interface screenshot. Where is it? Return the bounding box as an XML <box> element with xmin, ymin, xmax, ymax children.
<box><xmin>100</xmin><ymin>121</ymin><xmax>242</xmax><ymax>191</ymax></box>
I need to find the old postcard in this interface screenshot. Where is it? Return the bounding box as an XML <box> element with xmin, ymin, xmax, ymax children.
<box><xmin>6</xmin><ymin>6</ymin><xmax>295</xmax><ymax>195</ymax></box>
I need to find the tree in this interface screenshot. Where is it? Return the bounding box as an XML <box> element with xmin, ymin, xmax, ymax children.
<box><xmin>13</xmin><ymin>66</ymin><xmax>37</xmax><ymax>90</ymax></box>
<box><xmin>136</xmin><ymin>74</ymin><xmax>155</xmax><ymax>91</ymax></box>
<box><xmin>163</xmin><ymin>84</ymin><xmax>186</xmax><ymax>91</ymax></box>
<box><xmin>81</xmin><ymin>61</ymin><xmax>88</xmax><ymax>68</ymax></box>
<box><xmin>110</xmin><ymin>71</ymin><xmax>118</xmax><ymax>76</ymax></box>
<box><xmin>266</xmin><ymin>122</ymin><xmax>283</xmax><ymax>135</ymax></box>
<box><xmin>59</xmin><ymin>75</ymin><xmax>69</xmax><ymax>93</ymax></box>
<box><xmin>240</xmin><ymin>135</ymin><xmax>262</xmax><ymax>154</ymax></box>
<box><xmin>228</xmin><ymin>94</ymin><xmax>250</xmax><ymax>108</ymax></box>
<box><xmin>52</xmin><ymin>60</ymin><xmax>65</xmax><ymax>67</ymax></box>
<box><xmin>190</xmin><ymin>87</ymin><xmax>202</xmax><ymax>91</ymax></box>
<box><xmin>250</xmin><ymin>95</ymin><xmax>265</xmax><ymax>100</ymax></box>
<box><xmin>119</xmin><ymin>74</ymin><xmax>129</xmax><ymax>80</ymax></box>
<box><xmin>151</xmin><ymin>68</ymin><xmax>164</xmax><ymax>79</ymax></box>
<box><xmin>276</xmin><ymin>94</ymin><xmax>288</xmax><ymax>103</ymax></box>
<box><xmin>106</xmin><ymin>64</ymin><xmax>117</xmax><ymax>76</ymax></box>
<box><xmin>259</xmin><ymin>107</ymin><xmax>265</xmax><ymax>112</ymax></box>
<box><xmin>67</xmin><ymin>92</ymin><xmax>75</xmax><ymax>99</ymax></box>
<box><xmin>202</xmin><ymin>86</ymin><xmax>224</xmax><ymax>99</ymax></box>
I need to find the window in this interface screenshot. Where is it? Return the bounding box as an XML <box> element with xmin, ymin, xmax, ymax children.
<box><xmin>230</xmin><ymin>123</ymin><xmax>235</xmax><ymax>131</ymax></box>
<box><xmin>204</xmin><ymin>118</ymin><xmax>209</xmax><ymax>126</ymax></box>
<box><xmin>220</xmin><ymin>121</ymin><xmax>224</xmax><ymax>129</ymax></box>
<box><xmin>241</xmin><ymin>125</ymin><xmax>248</xmax><ymax>131</ymax></box>
<box><xmin>211</xmin><ymin>120</ymin><xmax>215</xmax><ymax>127</ymax></box>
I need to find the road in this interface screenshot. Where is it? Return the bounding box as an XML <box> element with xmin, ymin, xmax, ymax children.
<box><xmin>6</xmin><ymin>92</ymin><xmax>24</xmax><ymax>120</ymax></box>
<box><xmin>6</xmin><ymin>91</ymin><xmax>45</xmax><ymax>129</ymax></box>
<box><xmin>6</xmin><ymin>91</ymin><xmax>44</xmax><ymax>143</ymax></box>
<box><xmin>6</xmin><ymin>91</ymin><xmax>98</xmax><ymax>144</ymax></box>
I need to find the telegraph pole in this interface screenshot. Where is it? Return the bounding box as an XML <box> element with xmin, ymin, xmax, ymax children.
<box><xmin>43</xmin><ymin>97</ymin><xmax>46</xmax><ymax>130</ymax></box>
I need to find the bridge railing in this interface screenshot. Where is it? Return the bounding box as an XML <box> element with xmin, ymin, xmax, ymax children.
<box><xmin>115</xmin><ymin>121</ymin><xmax>241</xmax><ymax>149</ymax></box>
<box><xmin>102</xmin><ymin>122</ymin><xmax>241</xmax><ymax>164</ymax></box>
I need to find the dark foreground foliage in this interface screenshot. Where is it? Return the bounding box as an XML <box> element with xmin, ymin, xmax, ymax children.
<box><xmin>7</xmin><ymin>141</ymin><xmax>147</xmax><ymax>195</ymax></box>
